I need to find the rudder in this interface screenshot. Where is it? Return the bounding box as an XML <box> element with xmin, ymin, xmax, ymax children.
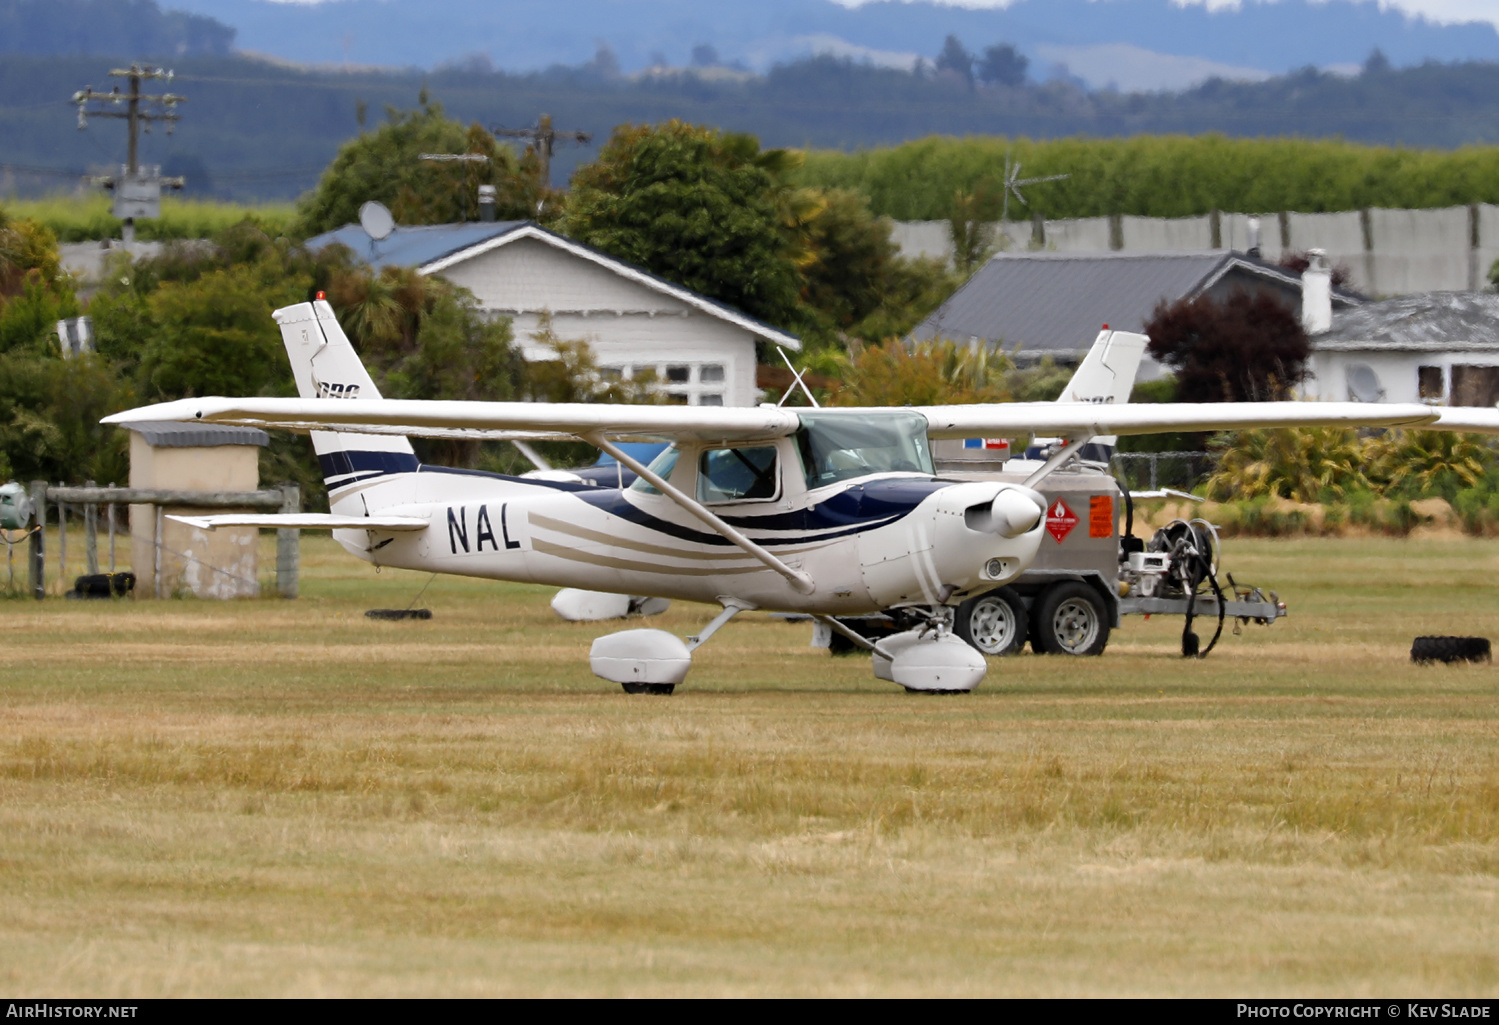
<box><xmin>273</xmin><ymin>299</ymin><xmax>417</xmax><ymax>492</ymax></box>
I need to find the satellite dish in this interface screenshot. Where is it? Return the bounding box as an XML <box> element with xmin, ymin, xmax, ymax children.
<box><xmin>358</xmin><ymin>201</ymin><xmax>395</xmax><ymax>241</ymax></box>
<box><xmin>1346</xmin><ymin>363</ymin><xmax>1385</xmax><ymax>403</ymax></box>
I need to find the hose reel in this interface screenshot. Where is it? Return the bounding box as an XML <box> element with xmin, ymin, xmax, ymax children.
<box><xmin>1149</xmin><ymin>518</ymin><xmax>1226</xmax><ymax>658</ymax></box>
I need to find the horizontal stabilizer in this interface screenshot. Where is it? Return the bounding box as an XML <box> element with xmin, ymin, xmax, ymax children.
<box><xmin>167</xmin><ymin>513</ymin><xmax>428</xmax><ymax>532</ymax></box>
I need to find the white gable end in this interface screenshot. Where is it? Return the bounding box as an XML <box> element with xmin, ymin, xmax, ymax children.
<box><xmin>437</xmin><ymin>236</ymin><xmax>690</xmax><ymax>316</ymax></box>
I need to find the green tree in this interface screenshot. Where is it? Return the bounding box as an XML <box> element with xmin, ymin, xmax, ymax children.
<box><xmin>829</xmin><ymin>338</ymin><xmax>1016</xmax><ymax>407</ymax></box>
<box><xmin>0</xmin><ymin>352</ymin><xmax>133</xmax><ymax>485</ymax></box>
<box><xmin>1204</xmin><ymin>427</ymin><xmax>1369</xmax><ymax>502</ymax></box>
<box><xmin>0</xmin><ymin>211</ymin><xmax>79</xmax><ymax>357</ymax></box>
<box><xmin>295</xmin><ymin>101</ymin><xmax>549</xmax><ymax>238</ymax></box>
<box><xmin>563</xmin><ymin>121</ymin><xmax>804</xmax><ymax>330</ymax></box>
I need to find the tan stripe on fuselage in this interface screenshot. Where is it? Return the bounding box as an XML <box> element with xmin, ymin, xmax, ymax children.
<box><xmin>530</xmin><ymin>537</ymin><xmax>765</xmax><ymax>576</ymax></box>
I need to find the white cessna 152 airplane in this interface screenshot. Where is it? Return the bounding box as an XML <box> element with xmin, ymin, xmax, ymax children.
<box><xmin>104</xmin><ymin>299</ymin><xmax>1499</xmax><ymax>695</ymax></box>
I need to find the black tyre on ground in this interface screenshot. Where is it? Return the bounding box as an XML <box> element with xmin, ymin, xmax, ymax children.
<box><xmin>621</xmin><ymin>683</ymin><xmax>676</xmax><ymax>695</ymax></box>
<box><xmin>1033</xmin><ymin>581</ymin><xmax>1110</xmax><ymax>657</ymax></box>
<box><xmin>1411</xmin><ymin>636</ymin><xmax>1491</xmax><ymax>665</ymax></box>
<box><xmin>953</xmin><ymin>587</ymin><xmax>1028</xmax><ymax>656</ymax></box>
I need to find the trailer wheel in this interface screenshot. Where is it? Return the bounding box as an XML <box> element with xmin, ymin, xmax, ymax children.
<box><xmin>1034</xmin><ymin>581</ymin><xmax>1110</xmax><ymax>657</ymax></box>
<box><xmin>954</xmin><ymin>588</ymin><xmax>1027</xmax><ymax>656</ymax></box>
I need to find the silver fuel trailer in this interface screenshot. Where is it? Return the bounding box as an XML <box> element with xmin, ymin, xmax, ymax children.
<box><xmin>820</xmin><ymin>446</ymin><xmax>1285</xmax><ymax>659</ymax></box>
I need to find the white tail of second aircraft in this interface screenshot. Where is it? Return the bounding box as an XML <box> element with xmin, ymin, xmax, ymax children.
<box><xmin>1058</xmin><ymin>328</ymin><xmax>1148</xmax><ymax>408</ymax></box>
<box><xmin>273</xmin><ymin>300</ymin><xmax>419</xmax><ymax>499</ymax></box>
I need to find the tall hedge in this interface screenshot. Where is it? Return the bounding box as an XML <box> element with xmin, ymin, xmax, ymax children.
<box><xmin>796</xmin><ymin>135</ymin><xmax>1499</xmax><ymax>222</ymax></box>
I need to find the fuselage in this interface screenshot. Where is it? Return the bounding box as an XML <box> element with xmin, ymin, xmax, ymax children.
<box><xmin>324</xmin><ymin>446</ymin><xmax>1046</xmax><ymax>616</ymax></box>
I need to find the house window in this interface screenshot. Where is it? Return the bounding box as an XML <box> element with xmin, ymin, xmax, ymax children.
<box><xmin>617</xmin><ymin>361</ymin><xmax>733</xmax><ymax>405</ymax></box>
<box><xmin>1451</xmin><ymin>365</ymin><xmax>1499</xmax><ymax>407</ymax></box>
<box><xmin>1417</xmin><ymin>366</ymin><xmax>1443</xmax><ymax>401</ymax></box>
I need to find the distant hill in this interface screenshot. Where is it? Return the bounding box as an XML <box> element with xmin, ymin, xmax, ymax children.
<box><xmin>0</xmin><ymin>0</ymin><xmax>234</xmax><ymax>57</ymax></box>
<box><xmin>153</xmin><ymin>0</ymin><xmax>1499</xmax><ymax>91</ymax></box>
<box><xmin>6</xmin><ymin>52</ymin><xmax>1499</xmax><ymax>204</ymax></box>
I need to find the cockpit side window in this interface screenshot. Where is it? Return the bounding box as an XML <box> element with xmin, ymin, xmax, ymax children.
<box><xmin>627</xmin><ymin>445</ymin><xmax>681</xmax><ymax>496</ymax></box>
<box><xmin>795</xmin><ymin>411</ymin><xmax>933</xmax><ymax>489</ymax></box>
<box><xmin>697</xmin><ymin>446</ymin><xmax>779</xmax><ymax>503</ymax></box>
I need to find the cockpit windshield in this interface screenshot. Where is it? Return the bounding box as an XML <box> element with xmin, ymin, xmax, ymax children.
<box><xmin>795</xmin><ymin>411</ymin><xmax>933</xmax><ymax>489</ymax></box>
<box><xmin>627</xmin><ymin>444</ymin><xmax>680</xmax><ymax>495</ymax></box>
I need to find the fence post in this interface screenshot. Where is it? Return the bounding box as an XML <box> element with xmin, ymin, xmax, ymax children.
<box><xmin>154</xmin><ymin>505</ymin><xmax>163</xmax><ymax>599</ymax></box>
<box><xmin>28</xmin><ymin>481</ymin><xmax>46</xmax><ymax>599</ymax></box>
<box><xmin>57</xmin><ymin>488</ymin><xmax>67</xmax><ymax>590</ymax></box>
<box><xmin>276</xmin><ymin>484</ymin><xmax>300</xmax><ymax>599</ymax></box>
<box><xmin>84</xmin><ymin>480</ymin><xmax>99</xmax><ymax>575</ymax></box>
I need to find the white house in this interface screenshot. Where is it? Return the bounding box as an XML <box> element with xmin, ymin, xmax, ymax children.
<box><xmin>1305</xmin><ymin>291</ymin><xmax>1499</xmax><ymax>408</ymax></box>
<box><xmin>305</xmin><ymin>220</ymin><xmax>801</xmax><ymax>408</ymax></box>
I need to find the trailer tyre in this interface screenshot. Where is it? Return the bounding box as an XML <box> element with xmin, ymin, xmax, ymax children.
<box><xmin>954</xmin><ymin>588</ymin><xmax>1028</xmax><ymax>656</ymax></box>
<box><xmin>1034</xmin><ymin>581</ymin><xmax>1110</xmax><ymax>657</ymax></box>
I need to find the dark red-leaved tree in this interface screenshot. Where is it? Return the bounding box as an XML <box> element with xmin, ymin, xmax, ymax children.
<box><xmin>1277</xmin><ymin>250</ymin><xmax>1353</xmax><ymax>290</ymax></box>
<box><xmin>1144</xmin><ymin>290</ymin><xmax>1309</xmax><ymax>403</ymax></box>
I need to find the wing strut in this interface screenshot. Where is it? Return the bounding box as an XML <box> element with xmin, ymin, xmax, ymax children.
<box><xmin>587</xmin><ymin>433</ymin><xmax>816</xmax><ymax>596</ymax></box>
<box><xmin>1022</xmin><ymin>433</ymin><xmax>1091</xmax><ymax>489</ymax></box>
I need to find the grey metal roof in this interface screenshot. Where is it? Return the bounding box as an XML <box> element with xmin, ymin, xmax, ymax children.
<box><xmin>913</xmin><ymin>250</ymin><xmax>1344</xmax><ymax>357</ymax></box>
<box><xmin>1316</xmin><ymin>291</ymin><xmax>1499</xmax><ymax>352</ymax></box>
<box><xmin>123</xmin><ymin>421</ymin><xmax>269</xmax><ymax>448</ymax></box>
<box><xmin>305</xmin><ymin>221</ymin><xmax>529</xmax><ymax>270</ymax></box>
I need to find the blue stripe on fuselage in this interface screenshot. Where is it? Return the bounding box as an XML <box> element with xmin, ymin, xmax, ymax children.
<box><xmin>319</xmin><ymin>450</ymin><xmax>420</xmax><ymax>480</ymax></box>
<box><xmin>573</xmin><ymin>477</ymin><xmax>949</xmax><ymax>548</ymax></box>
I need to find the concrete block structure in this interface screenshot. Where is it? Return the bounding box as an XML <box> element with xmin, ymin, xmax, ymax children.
<box><xmin>894</xmin><ymin>204</ymin><xmax>1499</xmax><ymax>296</ymax></box>
<box><xmin>125</xmin><ymin>422</ymin><xmax>268</xmax><ymax>598</ymax></box>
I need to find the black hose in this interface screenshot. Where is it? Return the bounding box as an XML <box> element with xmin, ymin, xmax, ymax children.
<box><xmin>1173</xmin><ymin>522</ymin><xmax>1226</xmax><ymax>659</ymax></box>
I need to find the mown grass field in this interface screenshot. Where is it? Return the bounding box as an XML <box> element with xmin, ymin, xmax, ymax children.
<box><xmin>1</xmin><ymin>535</ymin><xmax>1497</xmax><ymax>996</ymax></box>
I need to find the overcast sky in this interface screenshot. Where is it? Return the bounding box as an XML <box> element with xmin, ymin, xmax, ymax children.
<box><xmin>833</xmin><ymin>0</ymin><xmax>1499</xmax><ymax>31</ymax></box>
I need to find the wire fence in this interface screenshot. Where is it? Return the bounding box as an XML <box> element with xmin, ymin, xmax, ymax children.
<box><xmin>1110</xmin><ymin>451</ymin><xmax>1216</xmax><ymax>493</ymax></box>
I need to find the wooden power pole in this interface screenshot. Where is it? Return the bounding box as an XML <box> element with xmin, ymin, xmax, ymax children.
<box><xmin>491</xmin><ymin>114</ymin><xmax>591</xmax><ymax>185</ymax></box>
<box><xmin>73</xmin><ymin>63</ymin><xmax>185</xmax><ymax>248</ymax></box>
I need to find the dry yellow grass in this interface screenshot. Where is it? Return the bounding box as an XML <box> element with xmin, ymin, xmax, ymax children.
<box><xmin>1</xmin><ymin>535</ymin><xmax>1498</xmax><ymax>996</ymax></box>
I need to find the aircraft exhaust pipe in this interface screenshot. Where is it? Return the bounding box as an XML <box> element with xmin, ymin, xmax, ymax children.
<box><xmin>989</xmin><ymin>486</ymin><xmax>1046</xmax><ymax>538</ymax></box>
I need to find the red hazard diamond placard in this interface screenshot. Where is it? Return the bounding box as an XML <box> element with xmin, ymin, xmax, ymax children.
<box><xmin>1046</xmin><ymin>498</ymin><xmax>1078</xmax><ymax>544</ymax></box>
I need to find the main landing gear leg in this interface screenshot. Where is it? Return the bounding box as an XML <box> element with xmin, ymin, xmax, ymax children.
<box><xmin>590</xmin><ymin>601</ymin><xmax>748</xmax><ymax>695</ymax></box>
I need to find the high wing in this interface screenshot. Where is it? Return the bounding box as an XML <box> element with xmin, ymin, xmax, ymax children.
<box><xmin>105</xmin><ymin>395</ymin><xmax>1444</xmax><ymax>441</ymax></box>
<box><xmin>914</xmin><ymin>401</ymin><xmax>1443</xmax><ymax>439</ymax></box>
<box><xmin>1429</xmin><ymin>408</ymin><xmax>1499</xmax><ymax>434</ymax></box>
<box><xmin>103</xmin><ymin>396</ymin><xmax>802</xmax><ymax>442</ymax></box>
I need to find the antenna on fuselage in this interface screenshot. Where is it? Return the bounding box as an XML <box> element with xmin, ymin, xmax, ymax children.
<box><xmin>775</xmin><ymin>346</ymin><xmax>820</xmax><ymax>408</ymax></box>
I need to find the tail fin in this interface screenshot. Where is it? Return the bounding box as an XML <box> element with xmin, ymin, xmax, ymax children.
<box><xmin>1058</xmin><ymin>328</ymin><xmax>1147</xmax><ymax>407</ymax></box>
<box><xmin>273</xmin><ymin>300</ymin><xmax>418</xmax><ymax>492</ymax></box>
